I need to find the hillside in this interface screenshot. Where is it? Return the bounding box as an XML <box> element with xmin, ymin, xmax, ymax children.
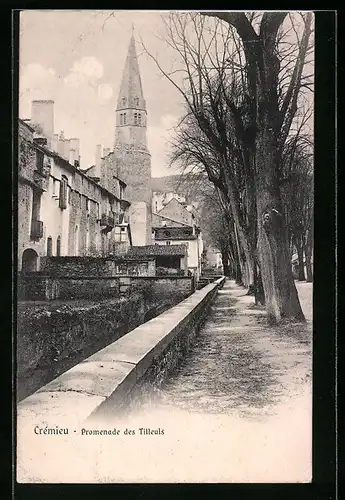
<box><xmin>151</xmin><ymin>172</ymin><xmax>210</xmax><ymax>204</ymax></box>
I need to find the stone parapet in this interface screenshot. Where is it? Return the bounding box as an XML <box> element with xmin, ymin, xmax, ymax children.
<box><xmin>17</xmin><ymin>277</ymin><xmax>225</xmax><ymax>427</ymax></box>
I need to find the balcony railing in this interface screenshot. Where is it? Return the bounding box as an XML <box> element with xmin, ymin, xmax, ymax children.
<box><xmin>100</xmin><ymin>213</ymin><xmax>114</xmax><ymax>228</ymax></box>
<box><xmin>30</xmin><ymin>220</ymin><xmax>44</xmax><ymax>241</ymax></box>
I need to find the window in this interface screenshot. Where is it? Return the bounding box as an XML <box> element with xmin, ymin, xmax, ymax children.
<box><xmin>119</xmin><ymin>182</ymin><xmax>125</xmax><ymax>200</ymax></box>
<box><xmin>31</xmin><ymin>190</ymin><xmax>41</xmax><ymax>223</ymax></box>
<box><xmin>36</xmin><ymin>150</ymin><xmax>44</xmax><ymax>172</ymax></box>
<box><xmin>123</xmin><ymin>113</ymin><xmax>126</xmax><ymax>125</ymax></box>
<box><xmin>120</xmin><ymin>113</ymin><xmax>123</xmax><ymax>125</ymax></box>
<box><xmin>166</xmin><ymin>241</ymin><xmax>171</xmax><ymax>246</ymax></box>
<box><xmin>138</xmin><ymin>113</ymin><xmax>141</xmax><ymax>125</ymax></box>
<box><xmin>120</xmin><ymin>227</ymin><xmax>126</xmax><ymax>242</ymax></box>
<box><xmin>75</xmin><ymin>225</ymin><xmax>79</xmax><ymax>256</ymax></box>
<box><xmin>52</xmin><ymin>178</ymin><xmax>56</xmax><ymax>196</ymax></box>
<box><xmin>56</xmin><ymin>236</ymin><xmax>61</xmax><ymax>256</ymax></box>
<box><xmin>86</xmin><ymin>229</ymin><xmax>89</xmax><ymax>251</ymax></box>
<box><xmin>134</xmin><ymin>113</ymin><xmax>137</xmax><ymax>125</ymax></box>
<box><xmin>59</xmin><ymin>176</ymin><xmax>68</xmax><ymax>209</ymax></box>
<box><xmin>47</xmin><ymin>236</ymin><xmax>53</xmax><ymax>257</ymax></box>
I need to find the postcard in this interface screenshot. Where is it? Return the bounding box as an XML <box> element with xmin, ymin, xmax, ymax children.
<box><xmin>16</xmin><ymin>9</ymin><xmax>314</xmax><ymax>484</ymax></box>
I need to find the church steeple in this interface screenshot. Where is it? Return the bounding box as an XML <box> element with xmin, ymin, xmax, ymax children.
<box><xmin>110</xmin><ymin>30</ymin><xmax>152</xmax><ymax>247</ymax></box>
<box><xmin>114</xmin><ymin>32</ymin><xmax>147</xmax><ymax>149</ymax></box>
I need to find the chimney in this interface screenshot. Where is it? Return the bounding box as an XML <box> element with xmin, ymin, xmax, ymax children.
<box><xmin>64</xmin><ymin>139</ymin><xmax>70</xmax><ymax>161</ymax></box>
<box><xmin>74</xmin><ymin>154</ymin><xmax>81</xmax><ymax>169</ymax></box>
<box><xmin>69</xmin><ymin>139</ymin><xmax>80</xmax><ymax>162</ymax></box>
<box><xmin>51</xmin><ymin>133</ymin><xmax>59</xmax><ymax>152</ymax></box>
<box><xmin>31</xmin><ymin>100</ymin><xmax>54</xmax><ymax>147</ymax></box>
<box><xmin>69</xmin><ymin>148</ymin><xmax>76</xmax><ymax>166</ymax></box>
<box><xmin>94</xmin><ymin>144</ymin><xmax>101</xmax><ymax>178</ymax></box>
<box><xmin>58</xmin><ymin>130</ymin><xmax>65</xmax><ymax>157</ymax></box>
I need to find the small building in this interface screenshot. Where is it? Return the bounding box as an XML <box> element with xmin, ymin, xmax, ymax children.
<box><xmin>126</xmin><ymin>244</ymin><xmax>188</xmax><ymax>275</ymax></box>
<box><xmin>151</xmin><ymin>193</ymin><xmax>204</xmax><ymax>277</ymax></box>
<box><xmin>204</xmin><ymin>246</ymin><xmax>223</xmax><ymax>270</ymax></box>
<box><xmin>152</xmin><ymin>213</ymin><xmax>203</xmax><ymax>278</ymax></box>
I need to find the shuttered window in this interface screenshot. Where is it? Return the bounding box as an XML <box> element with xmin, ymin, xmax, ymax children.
<box><xmin>59</xmin><ymin>176</ymin><xmax>68</xmax><ymax>209</ymax></box>
<box><xmin>56</xmin><ymin>236</ymin><xmax>61</xmax><ymax>256</ymax></box>
<box><xmin>47</xmin><ymin>237</ymin><xmax>53</xmax><ymax>256</ymax></box>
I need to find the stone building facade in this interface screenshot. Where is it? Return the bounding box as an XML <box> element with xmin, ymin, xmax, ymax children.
<box><xmin>18</xmin><ymin>114</ymin><xmax>131</xmax><ymax>272</ymax></box>
<box><xmin>152</xmin><ymin>191</ymin><xmax>187</xmax><ymax>214</ymax></box>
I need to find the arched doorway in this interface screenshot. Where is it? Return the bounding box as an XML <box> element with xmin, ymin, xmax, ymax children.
<box><xmin>22</xmin><ymin>248</ymin><xmax>38</xmax><ymax>273</ymax></box>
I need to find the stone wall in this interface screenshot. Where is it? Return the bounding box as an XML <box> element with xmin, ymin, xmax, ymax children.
<box><xmin>18</xmin><ymin>273</ymin><xmax>192</xmax><ymax>301</ymax></box>
<box><xmin>17</xmin><ymin>276</ymin><xmax>194</xmax><ymax>400</ymax></box>
<box><xmin>19</xmin><ymin>257</ymin><xmax>189</xmax><ymax>301</ymax></box>
<box><xmin>39</xmin><ymin>256</ymin><xmax>155</xmax><ymax>278</ymax></box>
<box><xmin>17</xmin><ymin>277</ymin><xmax>225</xmax><ymax>423</ymax></box>
<box><xmin>40</xmin><ymin>256</ymin><xmax>114</xmax><ymax>277</ymax></box>
<box><xmin>16</xmin><ymin>292</ymin><xmax>147</xmax><ymax>402</ymax></box>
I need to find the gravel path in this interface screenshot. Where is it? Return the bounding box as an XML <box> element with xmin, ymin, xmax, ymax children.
<box><xmin>144</xmin><ymin>280</ymin><xmax>312</xmax><ymax>419</ymax></box>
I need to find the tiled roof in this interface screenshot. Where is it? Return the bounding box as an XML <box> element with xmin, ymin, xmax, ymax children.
<box><xmin>155</xmin><ymin>235</ymin><xmax>197</xmax><ymax>241</ymax></box>
<box><xmin>126</xmin><ymin>244</ymin><xmax>187</xmax><ymax>257</ymax></box>
<box><xmin>152</xmin><ymin>212</ymin><xmax>192</xmax><ymax>228</ymax></box>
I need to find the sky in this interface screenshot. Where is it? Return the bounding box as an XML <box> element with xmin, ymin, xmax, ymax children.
<box><xmin>19</xmin><ymin>10</ymin><xmax>186</xmax><ymax>177</ymax></box>
<box><xmin>19</xmin><ymin>10</ymin><xmax>314</xmax><ymax>177</ymax></box>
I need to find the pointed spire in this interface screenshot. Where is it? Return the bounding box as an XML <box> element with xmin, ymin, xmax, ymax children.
<box><xmin>116</xmin><ymin>33</ymin><xmax>145</xmax><ymax>111</ymax></box>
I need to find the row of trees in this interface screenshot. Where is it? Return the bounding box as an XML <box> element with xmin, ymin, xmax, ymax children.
<box><xmin>142</xmin><ymin>11</ymin><xmax>314</xmax><ymax>323</ymax></box>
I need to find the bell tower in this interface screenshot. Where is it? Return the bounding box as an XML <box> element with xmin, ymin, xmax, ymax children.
<box><xmin>114</xmin><ymin>30</ymin><xmax>148</xmax><ymax>150</ymax></box>
<box><xmin>112</xmin><ymin>30</ymin><xmax>152</xmax><ymax>246</ymax></box>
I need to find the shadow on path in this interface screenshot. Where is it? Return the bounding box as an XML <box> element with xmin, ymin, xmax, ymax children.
<box><xmin>144</xmin><ymin>280</ymin><xmax>312</xmax><ymax>419</ymax></box>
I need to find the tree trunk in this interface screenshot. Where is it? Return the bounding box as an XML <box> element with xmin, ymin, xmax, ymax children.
<box><xmin>235</xmin><ymin>261</ymin><xmax>243</xmax><ymax>285</ymax></box>
<box><xmin>224</xmin><ymin>167</ymin><xmax>254</xmax><ymax>289</ymax></box>
<box><xmin>254</xmin><ymin>257</ymin><xmax>265</xmax><ymax>305</ymax></box>
<box><xmin>305</xmin><ymin>254</ymin><xmax>313</xmax><ymax>282</ymax></box>
<box><xmin>221</xmin><ymin>248</ymin><xmax>230</xmax><ymax>277</ymax></box>
<box><xmin>305</xmin><ymin>227</ymin><xmax>313</xmax><ymax>282</ymax></box>
<box><xmin>200</xmin><ymin>10</ymin><xmax>312</xmax><ymax>322</ymax></box>
<box><xmin>256</xmin><ymin>128</ymin><xmax>305</xmax><ymax>323</ymax></box>
<box><xmin>295</xmin><ymin>238</ymin><xmax>306</xmax><ymax>281</ymax></box>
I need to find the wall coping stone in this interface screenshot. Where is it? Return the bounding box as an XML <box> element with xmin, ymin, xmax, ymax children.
<box><xmin>17</xmin><ymin>277</ymin><xmax>225</xmax><ymax>427</ymax></box>
<box><xmin>19</xmin><ymin>275</ymin><xmax>192</xmax><ymax>280</ymax></box>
